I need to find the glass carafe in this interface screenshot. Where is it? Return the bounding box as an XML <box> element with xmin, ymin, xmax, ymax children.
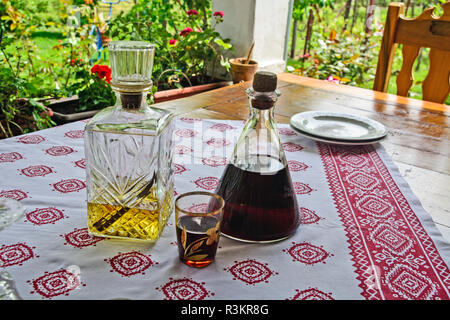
<box><xmin>84</xmin><ymin>41</ymin><xmax>174</xmax><ymax>241</ymax></box>
<box><xmin>215</xmin><ymin>71</ymin><xmax>300</xmax><ymax>243</ymax></box>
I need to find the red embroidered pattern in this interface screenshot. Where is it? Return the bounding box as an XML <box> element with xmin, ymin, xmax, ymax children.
<box><xmin>174</xmin><ymin>128</ymin><xmax>197</xmax><ymax>138</ymax></box>
<box><xmin>206</xmin><ymin>138</ymin><xmax>230</xmax><ymax>147</ymax></box>
<box><xmin>156</xmin><ymin>277</ymin><xmax>214</xmax><ymax>300</ymax></box>
<box><xmin>179</xmin><ymin>117</ymin><xmax>202</xmax><ymax>123</ymax></box>
<box><xmin>173</xmin><ymin>163</ymin><xmax>187</xmax><ymax>175</ymax></box>
<box><xmin>28</xmin><ymin>269</ymin><xmax>84</xmax><ymax>299</ymax></box>
<box><xmin>288</xmin><ymin>288</ymin><xmax>334</xmax><ymax>300</ymax></box>
<box><xmin>62</xmin><ymin>228</ymin><xmax>104</xmax><ymax>248</ymax></box>
<box><xmin>74</xmin><ymin>159</ymin><xmax>86</xmax><ymax>169</ymax></box>
<box><xmin>0</xmin><ymin>243</ymin><xmax>37</xmax><ymax>267</ymax></box>
<box><xmin>45</xmin><ymin>146</ymin><xmax>75</xmax><ymax>156</ymax></box>
<box><xmin>287</xmin><ymin>160</ymin><xmax>309</xmax><ymax>172</ymax></box>
<box><xmin>0</xmin><ymin>189</ymin><xmax>28</xmax><ymax>201</ymax></box>
<box><xmin>26</xmin><ymin>207</ymin><xmax>66</xmax><ymax>225</ymax></box>
<box><xmin>17</xmin><ymin>135</ymin><xmax>45</xmax><ymax>144</ymax></box>
<box><xmin>278</xmin><ymin>128</ymin><xmax>297</xmax><ymax>136</ymax></box>
<box><xmin>282</xmin><ymin>142</ymin><xmax>303</xmax><ymax>152</ymax></box>
<box><xmin>293</xmin><ymin>182</ymin><xmax>314</xmax><ymax>195</ymax></box>
<box><xmin>106</xmin><ymin>251</ymin><xmax>156</xmax><ymax>277</ymax></box>
<box><xmin>318</xmin><ymin>143</ymin><xmax>450</xmax><ymax>300</ymax></box>
<box><xmin>194</xmin><ymin>177</ymin><xmax>219</xmax><ymax>190</ymax></box>
<box><xmin>51</xmin><ymin>179</ymin><xmax>86</xmax><ymax>193</ymax></box>
<box><xmin>64</xmin><ymin>130</ymin><xmax>84</xmax><ymax>139</ymax></box>
<box><xmin>174</xmin><ymin>145</ymin><xmax>193</xmax><ymax>155</ymax></box>
<box><xmin>0</xmin><ymin>152</ymin><xmax>23</xmax><ymax>163</ymax></box>
<box><xmin>209</xmin><ymin>123</ymin><xmax>234</xmax><ymax>132</ymax></box>
<box><xmin>225</xmin><ymin>259</ymin><xmax>278</xmax><ymax>285</ymax></box>
<box><xmin>20</xmin><ymin>165</ymin><xmax>54</xmax><ymax>177</ymax></box>
<box><xmin>201</xmin><ymin>156</ymin><xmax>227</xmax><ymax>167</ymax></box>
<box><xmin>300</xmin><ymin>207</ymin><xmax>321</xmax><ymax>224</ymax></box>
<box><xmin>283</xmin><ymin>242</ymin><xmax>332</xmax><ymax>265</ymax></box>
<box><xmin>188</xmin><ymin>203</ymin><xmax>208</xmax><ymax>213</ymax></box>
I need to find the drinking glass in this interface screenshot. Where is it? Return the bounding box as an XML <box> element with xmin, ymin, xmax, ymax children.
<box><xmin>0</xmin><ymin>198</ymin><xmax>25</xmax><ymax>231</ymax></box>
<box><xmin>175</xmin><ymin>192</ymin><xmax>225</xmax><ymax>268</ymax></box>
<box><xmin>0</xmin><ymin>198</ymin><xmax>24</xmax><ymax>300</ymax></box>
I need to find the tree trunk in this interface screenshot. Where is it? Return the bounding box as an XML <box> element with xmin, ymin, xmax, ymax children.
<box><xmin>290</xmin><ymin>19</ymin><xmax>298</xmax><ymax>59</ymax></box>
<box><xmin>364</xmin><ymin>0</ymin><xmax>375</xmax><ymax>35</ymax></box>
<box><xmin>363</xmin><ymin>0</ymin><xmax>375</xmax><ymax>46</ymax></box>
<box><xmin>343</xmin><ymin>0</ymin><xmax>353</xmax><ymax>31</ymax></box>
<box><xmin>405</xmin><ymin>0</ymin><xmax>411</xmax><ymax>16</ymax></box>
<box><xmin>350</xmin><ymin>0</ymin><xmax>358</xmax><ymax>33</ymax></box>
<box><xmin>415</xmin><ymin>48</ymin><xmax>423</xmax><ymax>72</ymax></box>
<box><xmin>303</xmin><ymin>9</ymin><xmax>314</xmax><ymax>56</ymax></box>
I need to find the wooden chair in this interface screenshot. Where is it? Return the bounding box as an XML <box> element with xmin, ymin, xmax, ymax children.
<box><xmin>373</xmin><ymin>2</ymin><xmax>450</xmax><ymax>104</ymax></box>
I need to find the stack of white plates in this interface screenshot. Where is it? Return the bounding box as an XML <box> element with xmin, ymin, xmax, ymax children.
<box><xmin>289</xmin><ymin>111</ymin><xmax>388</xmax><ymax>145</ymax></box>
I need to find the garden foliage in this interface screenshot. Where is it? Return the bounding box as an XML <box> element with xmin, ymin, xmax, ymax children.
<box><xmin>108</xmin><ymin>0</ymin><xmax>232</xmax><ymax>90</ymax></box>
<box><xmin>0</xmin><ymin>0</ymin><xmax>232</xmax><ymax>137</ymax></box>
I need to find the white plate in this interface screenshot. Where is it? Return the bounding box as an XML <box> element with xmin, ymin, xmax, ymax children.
<box><xmin>290</xmin><ymin>111</ymin><xmax>388</xmax><ymax>142</ymax></box>
<box><xmin>290</xmin><ymin>124</ymin><xmax>386</xmax><ymax>145</ymax></box>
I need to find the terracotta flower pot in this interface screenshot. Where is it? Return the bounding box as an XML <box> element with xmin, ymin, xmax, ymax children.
<box><xmin>229</xmin><ymin>58</ymin><xmax>258</xmax><ymax>84</ymax></box>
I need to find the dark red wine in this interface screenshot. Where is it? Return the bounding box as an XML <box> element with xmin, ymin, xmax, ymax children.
<box><xmin>215</xmin><ymin>162</ymin><xmax>300</xmax><ymax>242</ymax></box>
<box><xmin>176</xmin><ymin>215</ymin><xmax>220</xmax><ymax>268</ymax></box>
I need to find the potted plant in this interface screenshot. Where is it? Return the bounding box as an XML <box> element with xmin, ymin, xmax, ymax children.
<box><xmin>49</xmin><ymin>63</ymin><xmax>115</xmax><ymax>124</ymax></box>
<box><xmin>108</xmin><ymin>1</ymin><xmax>234</xmax><ymax>96</ymax></box>
<box><xmin>229</xmin><ymin>42</ymin><xmax>258</xmax><ymax>83</ymax></box>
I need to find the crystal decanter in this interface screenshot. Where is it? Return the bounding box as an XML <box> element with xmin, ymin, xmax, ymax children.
<box><xmin>84</xmin><ymin>41</ymin><xmax>174</xmax><ymax>241</ymax></box>
<box><xmin>215</xmin><ymin>71</ymin><xmax>300</xmax><ymax>243</ymax></box>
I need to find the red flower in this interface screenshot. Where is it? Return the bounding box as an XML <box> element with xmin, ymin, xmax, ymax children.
<box><xmin>213</xmin><ymin>11</ymin><xmax>224</xmax><ymax>18</ymax></box>
<box><xmin>180</xmin><ymin>27</ymin><xmax>193</xmax><ymax>37</ymax></box>
<box><xmin>169</xmin><ymin>39</ymin><xmax>177</xmax><ymax>45</ymax></box>
<box><xmin>186</xmin><ymin>9</ymin><xmax>199</xmax><ymax>16</ymax></box>
<box><xmin>91</xmin><ymin>65</ymin><xmax>112</xmax><ymax>84</ymax></box>
<box><xmin>326</xmin><ymin>75</ymin><xmax>340</xmax><ymax>84</ymax></box>
<box><xmin>299</xmin><ymin>53</ymin><xmax>311</xmax><ymax>60</ymax></box>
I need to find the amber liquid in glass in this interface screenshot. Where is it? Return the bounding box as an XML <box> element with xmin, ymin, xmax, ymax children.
<box><xmin>176</xmin><ymin>215</ymin><xmax>220</xmax><ymax>268</ymax></box>
<box><xmin>215</xmin><ymin>161</ymin><xmax>300</xmax><ymax>242</ymax></box>
<box><xmin>87</xmin><ymin>187</ymin><xmax>173</xmax><ymax>241</ymax></box>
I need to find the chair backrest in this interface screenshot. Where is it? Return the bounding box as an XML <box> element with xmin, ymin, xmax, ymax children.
<box><xmin>373</xmin><ymin>2</ymin><xmax>450</xmax><ymax>104</ymax></box>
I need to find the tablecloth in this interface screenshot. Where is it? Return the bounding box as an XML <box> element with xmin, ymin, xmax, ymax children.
<box><xmin>0</xmin><ymin>117</ymin><xmax>449</xmax><ymax>300</ymax></box>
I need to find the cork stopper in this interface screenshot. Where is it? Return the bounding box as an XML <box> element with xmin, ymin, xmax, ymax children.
<box><xmin>252</xmin><ymin>71</ymin><xmax>277</xmax><ymax>92</ymax></box>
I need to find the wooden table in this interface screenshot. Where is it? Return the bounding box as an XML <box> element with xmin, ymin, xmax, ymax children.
<box><xmin>154</xmin><ymin>72</ymin><xmax>450</xmax><ymax>242</ymax></box>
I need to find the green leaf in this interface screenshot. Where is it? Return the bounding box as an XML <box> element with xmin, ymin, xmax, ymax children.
<box><xmin>214</xmin><ymin>38</ymin><xmax>232</xmax><ymax>50</ymax></box>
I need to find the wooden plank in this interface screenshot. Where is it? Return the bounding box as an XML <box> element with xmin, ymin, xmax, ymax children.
<box><xmin>422</xmin><ymin>48</ymin><xmax>450</xmax><ymax>103</ymax></box>
<box><xmin>177</xmin><ymin>108</ymin><xmax>244</xmax><ymax>121</ymax></box>
<box><xmin>168</xmin><ymin>78</ymin><xmax>450</xmax><ymax>145</ymax></box>
<box><xmin>374</xmin><ymin>2</ymin><xmax>405</xmax><ymax>92</ymax></box>
<box><xmin>382</xmin><ymin>141</ymin><xmax>450</xmax><ymax>175</ymax></box>
<box><xmin>274</xmin><ymin>84</ymin><xmax>450</xmax><ymax>140</ymax></box>
<box><xmin>395</xmin><ymin>19</ymin><xmax>450</xmax><ymax>51</ymax></box>
<box><xmin>180</xmin><ymin>85</ymin><xmax>450</xmax><ymax>174</ymax></box>
<box><xmin>278</xmin><ymin>73</ymin><xmax>450</xmax><ymax>113</ymax></box>
<box><xmin>154</xmin><ymin>73</ymin><xmax>450</xmax><ymax>172</ymax></box>
<box><xmin>396</xmin><ymin>162</ymin><xmax>450</xmax><ymax>228</ymax></box>
<box><xmin>396</xmin><ymin>44</ymin><xmax>420</xmax><ymax>97</ymax></box>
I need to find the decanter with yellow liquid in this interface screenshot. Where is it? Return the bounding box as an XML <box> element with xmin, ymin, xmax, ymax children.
<box><xmin>84</xmin><ymin>41</ymin><xmax>174</xmax><ymax>241</ymax></box>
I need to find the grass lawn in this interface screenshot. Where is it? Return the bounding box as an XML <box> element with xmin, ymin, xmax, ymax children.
<box><xmin>31</xmin><ymin>30</ymin><xmax>63</xmax><ymax>60</ymax></box>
